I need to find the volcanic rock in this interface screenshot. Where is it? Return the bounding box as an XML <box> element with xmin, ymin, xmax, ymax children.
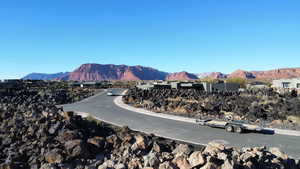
<box><xmin>44</xmin><ymin>149</ymin><xmax>64</xmax><ymax>164</ymax></box>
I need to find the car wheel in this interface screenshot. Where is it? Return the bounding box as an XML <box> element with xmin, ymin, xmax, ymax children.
<box><xmin>225</xmin><ymin>125</ymin><xmax>233</xmax><ymax>132</ymax></box>
<box><xmin>234</xmin><ymin>126</ymin><xmax>243</xmax><ymax>133</ymax></box>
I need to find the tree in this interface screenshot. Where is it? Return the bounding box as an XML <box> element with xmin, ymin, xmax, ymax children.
<box><xmin>225</xmin><ymin>77</ymin><xmax>247</xmax><ymax>88</ymax></box>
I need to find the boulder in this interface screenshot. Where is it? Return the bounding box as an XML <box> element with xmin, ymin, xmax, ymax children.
<box><xmin>98</xmin><ymin>160</ymin><xmax>115</xmax><ymax>169</ymax></box>
<box><xmin>172</xmin><ymin>144</ymin><xmax>192</xmax><ymax>157</ymax></box>
<box><xmin>128</xmin><ymin>158</ymin><xmax>143</xmax><ymax>169</ymax></box>
<box><xmin>269</xmin><ymin>147</ymin><xmax>288</xmax><ymax>160</ymax></box>
<box><xmin>221</xmin><ymin>159</ymin><xmax>233</xmax><ymax>169</ymax></box>
<box><xmin>161</xmin><ymin>152</ymin><xmax>174</xmax><ymax>161</ymax></box>
<box><xmin>131</xmin><ymin>135</ymin><xmax>148</xmax><ymax>151</ymax></box>
<box><xmin>64</xmin><ymin>139</ymin><xmax>90</xmax><ymax>158</ymax></box>
<box><xmin>172</xmin><ymin>155</ymin><xmax>192</xmax><ymax>169</ymax></box>
<box><xmin>152</xmin><ymin>142</ymin><xmax>161</xmax><ymax>153</ymax></box>
<box><xmin>57</xmin><ymin>130</ymin><xmax>79</xmax><ymax>143</ymax></box>
<box><xmin>143</xmin><ymin>152</ymin><xmax>159</xmax><ymax>168</ymax></box>
<box><xmin>44</xmin><ymin>149</ymin><xmax>64</xmax><ymax>164</ymax></box>
<box><xmin>203</xmin><ymin>142</ymin><xmax>225</xmax><ymax>156</ymax></box>
<box><xmin>158</xmin><ymin>161</ymin><xmax>177</xmax><ymax>169</ymax></box>
<box><xmin>88</xmin><ymin>136</ymin><xmax>105</xmax><ymax>149</ymax></box>
<box><xmin>188</xmin><ymin>151</ymin><xmax>205</xmax><ymax>167</ymax></box>
<box><xmin>115</xmin><ymin>163</ymin><xmax>126</xmax><ymax>169</ymax></box>
<box><xmin>239</xmin><ymin>152</ymin><xmax>256</xmax><ymax>163</ymax></box>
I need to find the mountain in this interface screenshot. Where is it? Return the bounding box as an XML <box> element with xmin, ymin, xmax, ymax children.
<box><xmin>251</xmin><ymin>68</ymin><xmax>300</xmax><ymax>79</ymax></box>
<box><xmin>23</xmin><ymin>64</ymin><xmax>300</xmax><ymax>81</ymax></box>
<box><xmin>228</xmin><ymin>68</ymin><xmax>300</xmax><ymax>79</ymax></box>
<box><xmin>165</xmin><ymin>71</ymin><xmax>198</xmax><ymax>80</ymax></box>
<box><xmin>22</xmin><ymin>72</ymin><xmax>69</xmax><ymax>80</ymax></box>
<box><xmin>197</xmin><ymin>72</ymin><xmax>228</xmax><ymax>79</ymax></box>
<box><xmin>228</xmin><ymin>69</ymin><xmax>256</xmax><ymax>79</ymax></box>
<box><xmin>59</xmin><ymin>64</ymin><xmax>168</xmax><ymax>81</ymax></box>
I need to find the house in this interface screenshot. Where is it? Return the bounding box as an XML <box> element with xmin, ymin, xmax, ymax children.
<box><xmin>272</xmin><ymin>78</ymin><xmax>300</xmax><ymax>89</ymax></box>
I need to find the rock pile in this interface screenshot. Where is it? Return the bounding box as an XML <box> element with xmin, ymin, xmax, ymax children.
<box><xmin>123</xmin><ymin>88</ymin><xmax>300</xmax><ymax>126</ymax></box>
<box><xmin>1</xmin><ymin>85</ymin><xmax>300</xmax><ymax>169</ymax></box>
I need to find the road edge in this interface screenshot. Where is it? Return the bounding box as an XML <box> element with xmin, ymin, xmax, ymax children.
<box><xmin>74</xmin><ymin>111</ymin><xmax>206</xmax><ymax>147</ymax></box>
<box><xmin>114</xmin><ymin>93</ymin><xmax>300</xmax><ymax>137</ymax></box>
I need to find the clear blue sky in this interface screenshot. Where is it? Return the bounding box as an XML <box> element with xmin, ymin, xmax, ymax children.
<box><xmin>1</xmin><ymin>0</ymin><xmax>300</xmax><ymax>79</ymax></box>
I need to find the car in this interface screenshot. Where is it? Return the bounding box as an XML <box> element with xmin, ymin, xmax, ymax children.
<box><xmin>106</xmin><ymin>90</ymin><xmax>119</xmax><ymax>96</ymax></box>
<box><xmin>196</xmin><ymin>119</ymin><xmax>262</xmax><ymax>133</ymax></box>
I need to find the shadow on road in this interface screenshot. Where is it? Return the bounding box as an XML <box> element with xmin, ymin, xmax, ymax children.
<box><xmin>260</xmin><ymin>129</ymin><xmax>275</xmax><ymax>135</ymax></box>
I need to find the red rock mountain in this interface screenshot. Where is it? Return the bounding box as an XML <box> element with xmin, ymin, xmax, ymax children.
<box><xmin>228</xmin><ymin>69</ymin><xmax>256</xmax><ymax>79</ymax></box>
<box><xmin>165</xmin><ymin>71</ymin><xmax>198</xmax><ymax>80</ymax></box>
<box><xmin>60</xmin><ymin>64</ymin><xmax>168</xmax><ymax>81</ymax></box>
<box><xmin>27</xmin><ymin>64</ymin><xmax>300</xmax><ymax>81</ymax></box>
<box><xmin>228</xmin><ymin>68</ymin><xmax>300</xmax><ymax>79</ymax></box>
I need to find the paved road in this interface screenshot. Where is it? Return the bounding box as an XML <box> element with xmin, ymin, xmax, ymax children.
<box><xmin>63</xmin><ymin>89</ymin><xmax>300</xmax><ymax>158</ymax></box>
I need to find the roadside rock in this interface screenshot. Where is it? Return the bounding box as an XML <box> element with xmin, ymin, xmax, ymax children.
<box><xmin>132</xmin><ymin>134</ymin><xmax>148</xmax><ymax>151</ymax></box>
<box><xmin>172</xmin><ymin>155</ymin><xmax>192</xmax><ymax>169</ymax></box>
<box><xmin>172</xmin><ymin>144</ymin><xmax>192</xmax><ymax>157</ymax></box>
<box><xmin>188</xmin><ymin>151</ymin><xmax>205</xmax><ymax>167</ymax></box>
<box><xmin>203</xmin><ymin>142</ymin><xmax>225</xmax><ymax>156</ymax></box>
<box><xmin>64</xmin><ymin>139</ymin><xmax>91</xmax><ymax>158</ymax></box>
<box><xmin>88</xmin><ymin>136</ymin><xmax>106</xmax><ymax>149</ymax></box>
<box><xmin>143</xmin><ymin>152</ymin><xmax>159</xmax><ymax>168</ymax></box>
<box><xmin>269</xmin><ymin>147</ymin><xmax>288</xmax><ymax>160</ymax></box>
<box><xmin>158</xmin><ymin>161</ymin><xmax>177</xmax><ymax>169</ymax></box>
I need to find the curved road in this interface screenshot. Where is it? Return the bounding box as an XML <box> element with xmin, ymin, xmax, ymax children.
<box><xmin>63</xmin><ymin>89</ymin><xmax>300</xmax><ymax>158</ymax></box>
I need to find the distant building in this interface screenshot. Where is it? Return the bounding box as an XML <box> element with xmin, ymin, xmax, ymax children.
<box><xmin>272</xmin><ymin>78</ymin><xmax>300</xmax><ymax>89</ymax></box>
<box><xmin>136</xmin><ymin>81</ymin><xmax>239</xmax><ymax>92</ymax></box>
<box><xmin>246</xmin><ymin>81</ymin><xmax>269</xmax><ymax>89</ymax></box>
<box><xmin>202</xmin><ymin>82</ymin><xmax>240</xmax><ymax>92</ymax></box>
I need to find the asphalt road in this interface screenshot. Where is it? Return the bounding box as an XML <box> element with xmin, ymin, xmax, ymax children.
<box><xmin>63</xmin><ymin>89</ymin><xmax>300</xmax><ymax>158</ymax></box>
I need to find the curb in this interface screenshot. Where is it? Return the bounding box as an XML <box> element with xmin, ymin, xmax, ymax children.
<box><xmin>115</xmin><ymin>93</ymin><xmax>300</xmax><ymax>137</ymax></box>
<box><xmin>114</xmin><ymin>96</ymin><xmax>197</xmax><ymax>124</ymax></box>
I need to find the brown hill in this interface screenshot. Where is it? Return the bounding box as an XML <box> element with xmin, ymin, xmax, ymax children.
<box><xmin>165</xmin><ymin>71</ymin><xmax>198</xmax><ymax>80</ymax></box>
<box><xmin>60</xmin><ymin>64</ymin><xmax>168</xmax><ymax>81</ymax></box>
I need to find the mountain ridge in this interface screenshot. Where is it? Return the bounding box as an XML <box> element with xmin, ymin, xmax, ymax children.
<box><xmin>22</xmin><ymin>72</ymin><xmax>69</xmax><ymax>80</ymax></box>
<box><xmin>22</xmin><ymin>64</ymin><xmax>300</xmax><ymax>81</ymax></box>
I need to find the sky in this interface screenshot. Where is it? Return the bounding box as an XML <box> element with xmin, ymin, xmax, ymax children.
<box><xmin>0</xmin><ymin>0</ymin><xmax>300</xmax><ymax>79</ymax></box>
